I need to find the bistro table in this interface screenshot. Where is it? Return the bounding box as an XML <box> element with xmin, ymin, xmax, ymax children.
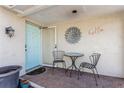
<box><xmin>65</xmin><ymin>52</ymin><xmax>84</xmax><ymax>77</ymax></box>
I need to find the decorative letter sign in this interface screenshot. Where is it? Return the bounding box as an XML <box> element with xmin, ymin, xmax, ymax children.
<box><xmin>88</xmin><ymin>26</ymin><xmax>104</xmax><ymax>35</ymax></box>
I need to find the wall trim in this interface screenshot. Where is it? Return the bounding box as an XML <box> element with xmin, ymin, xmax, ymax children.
<box><xmin>42</xmin><ymin>64</ymin><xmax>52</xmax><ymax>67</ymax></box>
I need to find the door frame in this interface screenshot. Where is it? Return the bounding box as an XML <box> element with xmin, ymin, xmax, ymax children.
<box><xmin>25</xmin><ymin>21</ymin><xmax>42</xmax><ymax>72</ymax></box>
<box><xmin>47</xmin><ymin>26</ymin><xmax>57</xmax><ymax>48</ymax></box>
<box><xmin>42</xmin><ymin>26</ymin><xmax>57</xmax><ymax>65</ymax></box>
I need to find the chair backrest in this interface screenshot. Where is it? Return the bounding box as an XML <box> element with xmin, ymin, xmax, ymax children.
<box><xmin>53</xmin><ymin>51</ymin><xmax>65</xmax><ymax>61</ymax></box>
<box><xmin>89</xmin><ymin>53</ymin><xmax>101</xmax><ymax>66</ymax></box>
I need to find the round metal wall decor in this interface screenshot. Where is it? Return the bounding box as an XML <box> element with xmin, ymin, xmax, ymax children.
<box><xmin>65</xmin><ymin>27</ymin><xmax>81</xmax><ymax>44</ymax></box>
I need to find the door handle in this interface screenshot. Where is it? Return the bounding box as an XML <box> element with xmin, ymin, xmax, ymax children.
<box><xmin>25</xmin><ymin>44</ymin><xmax>27</xmax><ymax>52</ymax></box>
<box><xmin>25</xmin><ymin>49</ymin><xmax>27</xmax><ymax>52</ymax></box>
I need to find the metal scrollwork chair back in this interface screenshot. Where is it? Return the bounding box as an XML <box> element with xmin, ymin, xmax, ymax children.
<box><xmin>89</xmin><ymin>53</ymin><xmax>101</xmax><ymax>66</ymax></box>
<box><xmin>52</xmin><ymin>50</ymin><xmax>66</xmax><ymax>73</ymax></box>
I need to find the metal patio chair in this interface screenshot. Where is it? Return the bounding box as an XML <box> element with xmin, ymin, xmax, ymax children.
<box><xmin>52</xmin><ymin>50</ymin><xmax>66</xmax><ymax>73</ymax></box>
<box><xmin>78</xmin><ymin>53</ymin><xmax>101</xmax><ymax>86</ymax></box>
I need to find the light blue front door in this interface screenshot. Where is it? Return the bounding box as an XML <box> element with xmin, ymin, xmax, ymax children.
<box><xmin>26</xmin><ymin>23</ymin><xmax>42</xmax><ymax>70</ymax></box>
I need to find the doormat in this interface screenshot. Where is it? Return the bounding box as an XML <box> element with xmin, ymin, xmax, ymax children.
<box><xmin>27</xmin><ymin>67</ymin><xmax>46</xmax><ymax>75</ymax></box>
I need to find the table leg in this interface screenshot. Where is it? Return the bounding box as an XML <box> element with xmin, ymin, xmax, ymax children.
<box><xmin>67</xmin><ymin>56</ymin><xmax>79</xmax><ymax>78</ymax></box>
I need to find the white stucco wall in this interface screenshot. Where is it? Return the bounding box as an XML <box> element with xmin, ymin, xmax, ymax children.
<box><xmin>1</xmin><ymin>6</ymin><xmax>124</xmax><ymax>78</ymax></box>
<box><xmin>0</xmin><ymin>7</ymin><xmax>25</xmax><ymax>75</ymax></box>
<box><xmin>46</xmin><ymin>14</ymin><xmax>124</xmax><ymax>78</ymax></box>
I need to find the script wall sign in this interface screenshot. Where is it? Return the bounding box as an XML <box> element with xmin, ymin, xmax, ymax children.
<box><xmin>88</xmin><ymin>26</ymin><xmax>104</xmax><ymax>35</ymax></box>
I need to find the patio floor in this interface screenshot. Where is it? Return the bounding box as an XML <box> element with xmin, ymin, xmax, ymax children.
<box><xmin>22</xmin><ymin>66</ymin><xmax>124</xmax><ymax>88</ymax></box>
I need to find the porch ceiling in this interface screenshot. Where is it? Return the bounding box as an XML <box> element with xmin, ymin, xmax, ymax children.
<box><xmin>2</xmin><ymin>5</ymin><xmax>124</xmax><ymax>25</ymax></box>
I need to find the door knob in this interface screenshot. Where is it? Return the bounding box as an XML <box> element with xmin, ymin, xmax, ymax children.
<box><xmin>25</xmin><ymin>49</ymin><xmax>27</xmax><ymax>52</ymax></box>
<box><xmin>25</xmin><ymin>44</ymin><xmax>27</xmax><ymax>52</ymax></box>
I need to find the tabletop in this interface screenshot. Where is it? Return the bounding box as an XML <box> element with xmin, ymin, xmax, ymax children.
<box><xmin>65</xmin><ymin>52</ymin><xmax>84</xmax><ymax>57</ymax></box>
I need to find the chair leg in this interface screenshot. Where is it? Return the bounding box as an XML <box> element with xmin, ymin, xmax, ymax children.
<box><xmin>52</xmin><ymin>62</ymin><xmax>55</xmax><ymax>74</ymax></box>
<box><xmin>62</xmin><ymin>62</ymin><xmax>64</xmax><ymax>69</ymax></box>
<box><xmin>63</xmin><ymin>62</ymin><xmax>66</xmax><ymax>74</ymax></box>
<box><xmin>62</xmin><ymin>62</ymin><xmax>66</xmax><ymax>74</ymax></box>
<box><xmin>64</xmin><ymin>62</ymin><xmax>66</xmax><ymax>69</ymax></box>
<box><xmin>56</xmin><ymin>64</ymin><xmax>58</xmax><ymax>68</ymax></box>
<box><xmin>65</xmin><ymin>65</ymin><xmax>72</xmax><ymax>74</ymax></box>
<box><xmin>91</xmin><ymin>69</ymin><xmax>98</xmax><ymax>86</ymax></box>
<box><xmin>95</xmin><ymin>67</ymin><xmax>99</xmax><ymax>78</ymax></box>
<box><xmin>70</xmin><ymin>66</ymin><xmax>73</xmax><ymax>77</ymax></box>
<box><xmin>78</xmin><ymin>65</ymin><xmax>82</xmax><ymax>80</ymax></box>
<box><xmin>80</xmin><ymin>67</ymin><xmax>84</xmax><ymax>76</ymax></box>
<box><xmin>78</xmin><ymin>69</ymin><xmax>80</xmax><ymax>80</ymax></box>
<box><xmin>62</xmin><ymin>62</ymin><xmax>66</xmax><ymax>69</ymax></box>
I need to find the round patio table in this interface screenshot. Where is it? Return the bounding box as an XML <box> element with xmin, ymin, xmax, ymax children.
<box><xmin>65</xmin><ymin>52</ymin><xmax>84</xmax><ymax>78</ymax></box>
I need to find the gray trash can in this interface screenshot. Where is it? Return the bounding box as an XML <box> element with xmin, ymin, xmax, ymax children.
<box><xmin>0</xmin><ymin>65</ymin><xmax>22</xmax><ymax>88</ymax></box>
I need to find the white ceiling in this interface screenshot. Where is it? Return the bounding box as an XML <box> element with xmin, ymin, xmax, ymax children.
<box><xmin>3</xmin><ymin>5</ymin><xmax>124</xmax><ymax>25</ymax></box>
<box><xmin>13</xmin><ymin>5</ymin><xmax>34</xmax><ymax>11</ymax></box>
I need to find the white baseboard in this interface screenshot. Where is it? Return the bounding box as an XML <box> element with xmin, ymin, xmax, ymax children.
<box><xmin>42</xmin><ymin>64</ymin><xmax>66</xmax><ymax>69</ymax></box>
<box><xmin>42</xmin><ymin>64</ymin><xmax>52</xmax><ymax>67</ymax></box>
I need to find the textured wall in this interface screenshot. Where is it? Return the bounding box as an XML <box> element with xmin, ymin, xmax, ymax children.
<box><xmin>45</xmin><ymin>14</ymin><xmax>124</xmax><ymax>77</ymax></box>
<box><xmin>0</xmin><ymin>7</ymin><xmax>25</xmax><ymax>75</ymax></box>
